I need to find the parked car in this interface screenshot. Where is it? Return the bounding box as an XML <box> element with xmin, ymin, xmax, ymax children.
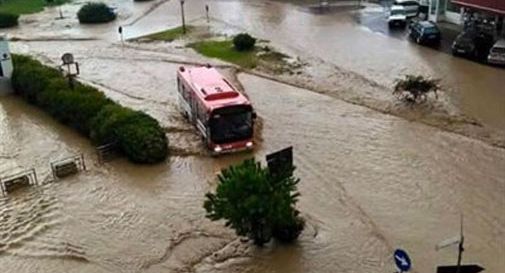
<box><xmin>388</xmin><ymin>5</ymin><xmax>407</xmax><ymax>28</ymax></box>
<box><xmin>487</xmin><ymin>39</ymin><xmax>505</xmax><ymax>66</ymax></box>
<box><xmin>452</xmin><ymin>30</ymin><xmax>477</xmax><ymax>57</ymax></box>
<box><xmin>474</xmin><ymin>32</ymin><xmax>495</xmax><ymax>61</ymax></box>
<box><xmin>393</xmin><ymin>0</ymin><xmax>420</xmax><ymax>17</ymax></box>
<box><xmin>409</xmin><ymin>21</ymin><xmax>441</xmax><ymax>45</ymax></box>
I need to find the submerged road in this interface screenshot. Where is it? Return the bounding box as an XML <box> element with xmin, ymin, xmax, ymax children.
<box><xmin>127</xmin><ymin>0</ymin><xmax>505</xmax><ymax>130</ymax></box>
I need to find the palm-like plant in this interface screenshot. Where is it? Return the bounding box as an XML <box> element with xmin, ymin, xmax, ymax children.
<box><xmin>393</xmin><ymin>75</ymin><xmax>440</xmax><ymax>104</ymax></box>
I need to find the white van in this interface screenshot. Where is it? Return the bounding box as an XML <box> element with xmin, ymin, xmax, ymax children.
<box><xmin>393</xmin><ymin>0</ymin><xmax>420</xmax><ymax>18</ymax></box>
<box><xmin>388</xmin><ymin>6</ymin><xmax>407</xmax><ymax>27</ymax></box>
<box><xmin>487</xmin><ymin>39</ymin><xmax>505</xmax><ymax>65</ymax></box>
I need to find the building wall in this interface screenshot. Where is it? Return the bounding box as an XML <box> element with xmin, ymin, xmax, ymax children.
<box><xmin>429</xmin><ymin>0</ymin><xmax>463</xmax><ymax>24</ymax></box>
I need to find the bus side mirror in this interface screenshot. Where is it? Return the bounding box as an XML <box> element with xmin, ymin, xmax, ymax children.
<box><xmin>252</xmin><ymin>112</ymin><xmax>257</xmax><ymax>119</ymax></box>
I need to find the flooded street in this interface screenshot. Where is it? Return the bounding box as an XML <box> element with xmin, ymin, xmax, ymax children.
<box><xmin>1</xmin><ymin>0</ymin><xmax>504</xmax><ymax>273</ymax></box>
<box><xmin>125</xmin><ymin>0</ymin><xmax>505</xmax><ymax>130</ymax></box>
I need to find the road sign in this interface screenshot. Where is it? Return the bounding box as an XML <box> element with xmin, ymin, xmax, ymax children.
<box><xmin>437</xmin><ymin>264</ymin><xmax>484</xmax><ymax>273</ymax></box>
<box><xmin>266</xmin><ymin>146</ymin><xmax>293</xmax><ymax>177</ymax></box>
<box><xmin>394</xmin><ymin>249</ymin><xmax>412</xmax><ymax>272</ymax></box>
<box><xmin>61</xmin><ymin>53</ymin><xmax>74</xmax><ymax>65</ymax></box>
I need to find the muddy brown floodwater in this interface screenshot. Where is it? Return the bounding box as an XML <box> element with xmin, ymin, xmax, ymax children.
<box><xmin>1</xmin><ymin>0</ymin><xmax>505</xmax><ymax>272</ymax></box>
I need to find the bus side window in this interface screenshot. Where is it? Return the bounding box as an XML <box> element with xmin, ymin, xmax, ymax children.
<box><xmin>197</xmin><ymin>102</ymin><xmax>206</xmax><ymax>123</ymax></box>
<box><xmin>182</xmin><ymin>84</ymin><xmax>189</xmax><ymax>102</ymax></box>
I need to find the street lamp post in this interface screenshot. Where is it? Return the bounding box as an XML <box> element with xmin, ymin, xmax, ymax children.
<box><xmin>180</xmin><ymin>0</ymin><xmax>186</xmax><ymax>34</ymax></box>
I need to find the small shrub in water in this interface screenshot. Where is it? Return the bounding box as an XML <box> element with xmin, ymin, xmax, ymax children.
<box><xmin>233</xmin><ymin>33</ymin><xmax>256</xmax><ymax>51</ymax></box>
<box><xmin>77</xmin><ymin>2</ymin><xmax>117</xmax><ymax>24</ymax></box>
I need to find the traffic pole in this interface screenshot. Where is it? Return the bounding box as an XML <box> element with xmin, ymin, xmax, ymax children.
<box><xmin>180</xmin><ymin>0</ymin><xmax>186</xmax><ymax>34</ymax></box>
<box><xmin>118</xmin><ymin>26</ymin><xmax>124</xmax><ymax>46</ymax></box>
<box><xmin>206</xmin><ymin>4</ymin><xmax>209</xmax><ymax>24</ymax></box>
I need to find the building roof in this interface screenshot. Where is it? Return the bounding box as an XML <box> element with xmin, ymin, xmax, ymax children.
<box><xmin>452</xmin><ymin>0</ymin><xmax>505</xmax><ymax>15</ymax></box>
<box><xmin>419</xmin><ymin>21</ymin><xmax>437</xmax><ymax>27</ymax></box>
<box><xmin>391</xmin><ymin>5</ymin><xmax>406</xmax><ymax>11</ymax></box>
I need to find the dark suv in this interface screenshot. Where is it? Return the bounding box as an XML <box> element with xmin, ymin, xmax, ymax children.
<box><xmin>409</xmin><ymin>21</ymin><xmax>441</xmax><ymax>46</ymax></box>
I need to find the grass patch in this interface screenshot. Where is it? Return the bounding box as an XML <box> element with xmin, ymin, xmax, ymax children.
<box><xmin>189</xmin><ymin>40</ymin><xmax>293</xmax><ymax>72</ymax></box>
<box><xmin>0</xmin><ymin>0</ymin><xmax>68</xmax><ymax>15</ymax></box>
<box><xmin>189</xmin><ymin>40</ymin><xmax>258</xmax><ymax>69</ymax></box>
<box><xmin>142</xmin><ymin>25</ymin><xmax>194</xmax><ymax>42</ymax></box>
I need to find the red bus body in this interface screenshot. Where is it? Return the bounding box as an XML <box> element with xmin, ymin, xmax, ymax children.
<box><xmin>176</xmin><ymin>65</ymin><xmax>255</xmax><ymax>154</ymax></box>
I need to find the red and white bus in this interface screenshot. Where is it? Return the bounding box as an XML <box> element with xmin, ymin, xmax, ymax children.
<box><xmin>176</xmin><ymin>65</ymin><xmax>256</xmax><ymax>154</ymax></box>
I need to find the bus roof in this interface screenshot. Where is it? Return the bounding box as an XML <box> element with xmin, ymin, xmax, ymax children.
<box><xmin>178</xmin><ymin>66</ymin><xmax>250</xmax><ymax>110</ymax></box>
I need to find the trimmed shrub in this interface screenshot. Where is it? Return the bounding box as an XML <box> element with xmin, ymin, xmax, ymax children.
<box><xmin>0</xmin><ymin>13</ymin><xmax>19</xmax><ymax>28</ymax></box>
<box><xmin>233</xmin><ymin>33</ymin><xmax>256</xmax><ymax>51</ymax></box>
<box><xmin>39</xmin><ymin>87</ymin><xmax>112</xmax><ymax>134</ymax></box>
<box><xmin>115</xmin><ymin>116</ymin><xmax>168</xmax><ymax>163</ymax></box>
<box><xmin>11</xmin><ymin>55</ymin><xmax>168</xmax><ymax>164</ymax></box>
<box><xmin>90</xmin><ymin>104</ymin><xmax>137</xmax><ymax>145</ymax></box>
<box><xmin>11</xmin><ymin>59</ymin><xmax>61</xmax><ymax>104</ymax></box>
<box><xmin>77</xmin><ymin>2</ymin><xmax>117</xmax><ymax>24</ymax></box>
<box><xmin>90</xmin><ymin>105</ymin><xmax>168</xmax><ymax>163</ymax></box>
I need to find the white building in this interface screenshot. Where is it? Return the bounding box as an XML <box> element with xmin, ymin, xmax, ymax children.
<box><xmin>0</xmin><ymin>35</ymin><xmax>13</xmax><ymax>95</ymax></box>
<box><xmin>427</xmin><ymin>0</ymin><xmax>464</xmax><ymax>24</ymax></box>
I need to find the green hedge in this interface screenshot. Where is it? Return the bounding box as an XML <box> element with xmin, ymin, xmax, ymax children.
<box><xmin>11</xmin><ymin>55</ymin><xmax>168</xmax><ymax>164</ymax></box>
<box><xmin>0</xmin><ymin>12</ymin><xmax>19</xmax><ymax>28</ymax></box>
<box><xmin>77</xmin><ymin>2</ymin><xmax>117</xmax><ymax>24</ymax></box>
<box><xmin>0</xmin><ymin>13</ymin><xmax>19</xmax><ymax>28</ymax></box>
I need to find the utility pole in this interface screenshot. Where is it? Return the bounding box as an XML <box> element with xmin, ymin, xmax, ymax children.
<box><xmin>118</xmin><ymin>26</ymin><xmax>124</xmax><ymax>46</ymax></box>
<box><xmin>456</xmin><ymin>215</ymin><xmax>464</xmax><ymax>273</ymax></box>
<box><xmin>180</xmin><ymin>0</ymin><xmax>186</xmax><ymax>34</ymax></box>
<box><xmin>205</xmin><ymin>4</ymin><xmax>209</xmax><ymax>24</ymax></box>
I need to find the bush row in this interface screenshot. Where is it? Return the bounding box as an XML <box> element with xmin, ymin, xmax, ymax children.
<box><xmin>11</xmin><ymin>55</ymin><xmax>168</xmax><ymax>164</ymax></box>
<box><xmin>0</xmin><ymin>12</ymin><xmax>19</xmax><ymax>28</ymax></box>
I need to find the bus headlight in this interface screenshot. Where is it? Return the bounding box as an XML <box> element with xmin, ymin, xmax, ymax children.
<box><xmin>246</xmin><ymin>141</ymin><xmax>253</xmax><ymax>148</ymax></box>
<box><xmin>214</xmin><ymin>146</ymin><xmax>222</xmax><ymax>153</ymax></box>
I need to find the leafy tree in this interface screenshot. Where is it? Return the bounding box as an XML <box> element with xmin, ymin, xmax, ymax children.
<box><xmin>204</xmin><ymin>159</ymin><xmax>304</xmax><ymax>246</ymax></box>
<box><xmin>393</xmin><ymin>75</ymin><xmax>440</xmax><ymax>104</ymax></box>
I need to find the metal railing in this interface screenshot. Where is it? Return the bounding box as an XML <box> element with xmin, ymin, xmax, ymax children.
<box><xmin>50</xmin><ymin>154</ymin><xmax>86</xmax><ymax>180</ymax></box>
<box><xmin>0</xmin><ymin>168</ymin><xmax>38</xmax><ymax>196</ymax></box>
<box><xmin>96</xmin><ymin>142</ymin><xmax>119</xmax><ymax>164</ymax></box>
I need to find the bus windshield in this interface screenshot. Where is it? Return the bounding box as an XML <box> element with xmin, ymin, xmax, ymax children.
<box><xmin>209</xmin><ymin>106</ymin><xmax>253</xmax><ymax>144</ymax></box>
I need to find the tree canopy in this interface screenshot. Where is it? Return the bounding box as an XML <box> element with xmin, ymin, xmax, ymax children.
<box><xmin>204</xmin><ymin>159</ymin><xmax>304</xmax><ymax>246</ymax></box>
